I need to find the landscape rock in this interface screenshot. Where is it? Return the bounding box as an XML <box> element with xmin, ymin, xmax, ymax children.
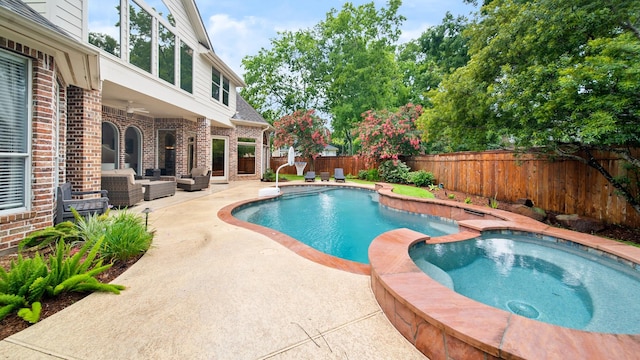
<box><xmin>555</xmin><ymin>214</ymin><xmax>605</xmax><ymax>233</ymax></box>
<box><xmin>510</xmin><ymin>204</ymin><xmax>546</xmax><ymax>222</ymax></box>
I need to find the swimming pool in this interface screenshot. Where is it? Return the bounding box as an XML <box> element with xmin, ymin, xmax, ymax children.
<box><xmin>222</xmin><ymin>183</ymin><xmax>640</xmax><ymax>358</ymax></box>
<box><xmin>232</xmin><ymin>186</ymin><xmax>459</xmax><ymax>264</ymax></box>
<box><xmin>409</xmin><ymin>234</ymin><xmax>640</xmax><ymax>333</ymax></box>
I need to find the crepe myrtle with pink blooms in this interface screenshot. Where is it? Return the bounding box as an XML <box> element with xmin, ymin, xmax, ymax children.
<box><xmin>355</xmin><ymin>103</ymin><xmax>424</xmax><ymax>168</ymax></box>
<box><xmin>273</xmin><ymin>109</ymin><xmax>331</xmax><ymax>171</ymax></box>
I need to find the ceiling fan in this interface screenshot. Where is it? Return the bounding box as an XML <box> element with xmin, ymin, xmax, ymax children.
<box><xmin>123</xmin><ymin>100</ymin><xmax>149</xmax><ymax>115</ymax></box>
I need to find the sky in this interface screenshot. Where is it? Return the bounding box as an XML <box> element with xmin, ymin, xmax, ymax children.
<box><xmin>197</xmin><ymin>1</ymin><xmax>477</xmax><ymax>77</ymax></box>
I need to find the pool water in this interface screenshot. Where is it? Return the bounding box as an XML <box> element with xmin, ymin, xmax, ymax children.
<box><xmin>233</xmin><ymin>186</ymin><xmax>458</xmax><ymax>264</ymax></box>
<box><xmin>410</xmin><ymin>234</ymin><xmax>640</xmax><ymax>333</ymax></box>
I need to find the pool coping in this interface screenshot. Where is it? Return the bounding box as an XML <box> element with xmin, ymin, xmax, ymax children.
<box><xmin>371</xmin><ymin>183</ymin><xmax>640</xmax><ymax>360</ymax></box>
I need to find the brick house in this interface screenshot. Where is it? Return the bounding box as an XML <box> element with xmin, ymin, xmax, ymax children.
<box><xmin>0</xmin><ymin>0</ymin><xmax>271</xmax><ymax>250</ymax></box>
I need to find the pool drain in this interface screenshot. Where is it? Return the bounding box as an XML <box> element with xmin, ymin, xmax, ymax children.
<box><xmin>507</xmin><ymin>300</ymin><xmax>540</xmax><ymax>319</ymax></box>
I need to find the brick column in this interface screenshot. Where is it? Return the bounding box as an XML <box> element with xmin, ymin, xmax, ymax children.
<box><xmin>197</xmin><ymin>118</ymin><xmax>211</xmax><ymax>170</ymax></box>
<box><xmin>66</xmin><ymin>86</ymin><xmax>102</xmax><ymax>192</ymax></box>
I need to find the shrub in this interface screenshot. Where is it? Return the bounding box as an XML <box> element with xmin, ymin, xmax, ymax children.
<box><xmin>18</xmin><ymin>221</ymin><xmax>79</xmax><ymax>251</ymax></box>
<box><xmin>0</xmin><ymin>239</ymin><xmax>124</xmax><ymax>324</ymax></box>
<box><xmin>448</xmin><ymin>193</ymin><xmax>456</xmax><ymax>199</ymax></box>
<box><xmin>464</xmin><ymin>197</ymin><xmax>472</xmax><ymax>204</ymax></box>
<box><xmin>358</xmin><ymin>169</ymin><xmax>380</xmax><ymax>182</ymax></box>
<box><xmin>378</xmin><ymin>160</ymin><xmax>410</xmax><ymax>184</ymax></box>
<box><xmin>99</xmin><ymin>211</ymin><xmax>153</xmax><ymax>262</ymax></box>
<box><xmin>489</xmin><ymin>193</ymin><xmax>499</xmax><ymax>209</ymax></box>
<box><xmin>74</xmin><ymin>209</ymin><xmax>112</xmax><ymax>246</ymax></box>
<box><xmin>407</xmin><ymin>170</ymin><xmax>436</xmax><ymax>187</ymax></box>
<box><xmin>262</xmin><ymin>168</ymin><xmax>276</xmax><ymax>182</ymax></box>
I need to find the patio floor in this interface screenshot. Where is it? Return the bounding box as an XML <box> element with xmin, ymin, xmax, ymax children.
<box><xmin>0</xmin><ymin>181</ymin><xmax>426</xmax><ymax>360</ymax></box>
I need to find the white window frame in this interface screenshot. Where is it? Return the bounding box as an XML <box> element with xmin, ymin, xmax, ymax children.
<box><xmin>0</xmin><ymin>49</ymin><xmax>32</xmax><ymax>215</ymax></box>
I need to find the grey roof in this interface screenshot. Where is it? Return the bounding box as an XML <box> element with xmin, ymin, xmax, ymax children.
<box><xmin>0</xmin><ymin>0</ymin><xmax>72</xmax><ymax>38</ymax></box>
<box><xmin>233</xmin><ymin>93</ymin><xmax>269</xmax><ymax>125</ymax></box>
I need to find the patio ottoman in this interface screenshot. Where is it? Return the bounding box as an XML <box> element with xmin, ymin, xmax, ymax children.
<box><xmin>141</xmin><ymin>180</ymin><xmax>176</xmax><ymax>201</ymax></box>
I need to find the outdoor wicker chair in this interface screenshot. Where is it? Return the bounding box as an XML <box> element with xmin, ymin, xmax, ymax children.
<box><xmin>176</xmin><ymin>167</ymin><xmax>211</xmax><ymax>191</ymax></box>
<box><xmin>334</xmin><ymin>168</ymin><xmax>346</xmax><ymax>182</ymax></box>
<box><xmin>101</xmin><ymin>169</ymin><xmax>144</xmax><ymax>207</ymax></box>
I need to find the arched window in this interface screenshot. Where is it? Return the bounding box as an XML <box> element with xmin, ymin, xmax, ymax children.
<box><xmin>125</xmin><ymin>126</ymin><xmax>142</xmax><ymax>174</ymax></box>
<box><xmin>102</xmin><ymin>122</ymin><xmax>119</xmax><ymax>170</ymax></box>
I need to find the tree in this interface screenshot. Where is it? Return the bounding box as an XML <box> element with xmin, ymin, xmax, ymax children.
<box><xmin>242</xmin><ymin>0</ymin><xmax>407</xmax><ymax>150</ymax></box>
<box><xmin>318</xmin><ymin>1</ymin><xmax>407</xmax><ymax>154</ymax></box>
<box><xmin>398</xmin><ymin>12</ymin><xmax>471</xmax><ymax>104</ymax></box>
<box><xmin>241</xmin><ymin>30</ymin><xmax>324</xmax><ymax>124</ymax></box>
<box><xmin>272</xmin><ymin>110</ymin><xmax>331</xmax><ymax>170</ymax></box>
<box><xmin>356</xmin><ymin>103</ymin><xmax>423</xmax><ymax>167</ymax></box>
<box><xmin>419</xmin><ymin>0</ymin><xmax>640</xmax><ymax>214</ymax></box>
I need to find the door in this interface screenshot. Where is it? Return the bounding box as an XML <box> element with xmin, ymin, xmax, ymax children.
<box><xmin>211</xmin><ymin>137</ymin><xmax>227</xmax><ymax>181</ymax></box>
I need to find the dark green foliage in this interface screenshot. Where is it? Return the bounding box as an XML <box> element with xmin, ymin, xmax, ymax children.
<box><xmin>73</xmin><ymin>209</ymin><xmax>153</xmax><ymax>262</ymax></box>
<box><xmin>18</xmin><ymin>221</ymin><xmax>79</xmax><ymax>251</ymax></box>
<box><xmin>378</xmin><ymin>160</ymin><xmax>411</xmax><ymax>184</ymax></box>
<box><xmin>99</xmin><ymin>211</ymin><xmax>153</xmax><ymax>262</ymax></box>
<box><xmin>358</xmin><ymin>169</ymin><xmax>380</xmax><ymax>181</ymax></box>
<box><xmin>407</xmin><ymin>170</ymin><xmax>436</xmax><ymax>187</ymax></box>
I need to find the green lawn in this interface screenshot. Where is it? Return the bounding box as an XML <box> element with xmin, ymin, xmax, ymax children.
<box><xmin>278</xmin><ymin>176</ymin><xmax>435</xmax><ymax>199</ymax></box>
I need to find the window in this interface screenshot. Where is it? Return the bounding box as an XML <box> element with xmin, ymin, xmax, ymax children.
<box><xmin>180</xmin><ymin>41</ymin><xmax>193</xmax><ymax>93</ymax></box>
<box><xmin>129</xmin><ymin>1</ymin><xmax>152</xmax><ymax>73</ymax></box>
<box><xmin>101</xmin><ymin>122</ymin><xmax>119</xmax><ymax>170</ymax></box>
<box><xmin>0</xmin><ymin>50</ymin><xmax>31</xmax><ymax>213</ymax></box>
<box><xmin>222</xmin><ymin>77</ymin><xmax>230</xmax><ymax>106</ymax></box>
<box><xmin>88</xmin><ymin>1</ymin><xmax>193</xmax><ymax>92</ymax></box>
<box><xmin>88</xmin><ymin>0</ymin><xmax>120</xmax><ymax>56</ymax></box>
<box><xmin>158</xmin><ymin>23</ymin><xmax>175</xmax><ymax>84</ymax></box>
<box><xmin>212</xmin><ymin>67</ymin><xmax>230</xmax><ymax>106</ymax></box>
<box><xmin>212</xmin><ymin>68</ymin><xmax>221</xmax><ymax>100</ymax></box>
<box><xmin>237</xmin><ymin>138</ymin><xmax>255</xmax><ymax>175</ymax></box>
<box><xmin>145</xmin><ymin>0</ymin><xmax>174</xmax><ymax>26</ymax></box>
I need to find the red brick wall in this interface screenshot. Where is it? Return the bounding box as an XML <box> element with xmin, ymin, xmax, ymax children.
<box><xmin>66</xmin><ymin>86</ymin><xmax>102</xmax><ymax>192</ymax></box>
<box><xmin>212</xmin><ymin>125</ymin><xmax>265</xmax><ymax>181</ymax></box>
<box><xmin>197</xmin><ymin>118</ymin><xmax>211</xmax><ymax>169</ymax></box>
<box><xmin>101</xmin><ymin>106</ymin><xmax>155</xmax><ymax>172</ymax></box>
<box><xmin>101</xmin><ymin>109</ymin><xmax>215</xmax><ymax>178</ymax></box>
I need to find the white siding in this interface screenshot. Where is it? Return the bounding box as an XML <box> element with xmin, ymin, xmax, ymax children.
<box><xmin>55</xmin><ymin>0</ymin><xmax>83</xmax><ymax>40</ymax></box>
<box><xmin>22</xmin><ymin>1</ymin><xmax>47</xmax><ymax>15</ymax></box>
<box><xmin>23</xmin><ymin>0</ymin><xmax>83</xmax><ymax>40</ymax></box>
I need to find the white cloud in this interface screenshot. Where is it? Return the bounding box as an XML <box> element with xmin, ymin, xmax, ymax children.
<box><xmin>207</xmin><ymin>14</ymin><xmax>274</xmax><ymax>77</ymax></box>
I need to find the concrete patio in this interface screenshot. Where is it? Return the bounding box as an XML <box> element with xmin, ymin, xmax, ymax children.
<box><xmin>0</xmin><ymin>181</ymin><xmax>426</xmax><ymax>359</ymax></box>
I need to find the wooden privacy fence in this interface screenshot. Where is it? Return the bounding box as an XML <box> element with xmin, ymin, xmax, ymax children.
<box><xmin>271</xmin><ymin>156</ymin><xmax>366</xmax><ymax>177</ymax></box>
<box><xmin>271</xmin><ymin>151</ymin><xmax>639</xmax><ymax>227</ymax></box>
